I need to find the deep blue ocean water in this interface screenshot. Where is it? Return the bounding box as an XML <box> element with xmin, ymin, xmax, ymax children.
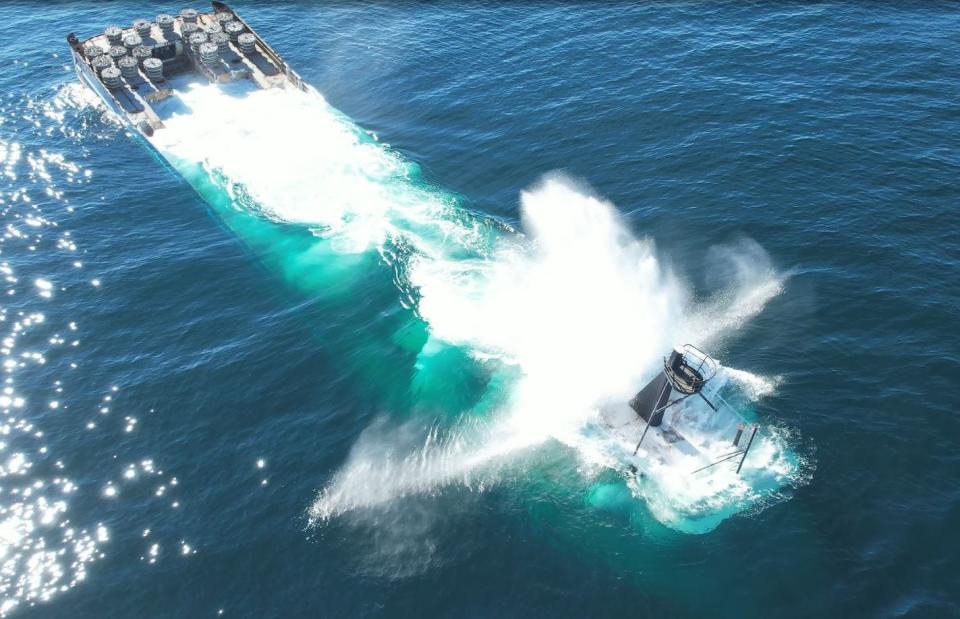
<box><xmin>1</xmin><ymin>2</ymin><xmax>958</xmax><ymax>617</ymax></box>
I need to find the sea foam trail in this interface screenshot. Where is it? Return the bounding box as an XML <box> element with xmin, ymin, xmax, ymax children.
<box><xmin>149</xmin><ymin>83</ymin><xmax>798</xmax><ymax>531</ymax></box>
<box><xmin>153</xmin><ymin>84</ymin><xmax>491</xmax><ymax>262</ymax></box>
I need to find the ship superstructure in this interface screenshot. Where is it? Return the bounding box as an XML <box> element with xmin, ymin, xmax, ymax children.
<box><xmin>599</xmin><ymin>345</ymin><xmax>764</xmax><ymax>479</ymax></box>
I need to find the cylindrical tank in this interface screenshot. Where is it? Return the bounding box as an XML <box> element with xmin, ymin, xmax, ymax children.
<box><xmin>91</xmin><ymin>55</ymin><xmax>113</xmax><ymax>76</ymax></box>
<box><xmin>188</xmin><ymin>32</ymin><xmax>208</xmax><ymax>55</ymax></box>
<box><xmin>205</xmin><ymin>22</ymin><xmax>223</xmax><ymax>35</ymax></box>
<box><xmin>214</xmin><ymin>12</ymin><xmax>234</xmax><ymax>24</ymax></box>
<box><xmin>104</xmin><ymin>26</ymin><xmax>123</xmax><ymax>45</ymax></box>
<box><xmin>133</xmin><ymin>18</ymin><xmax>152</xmax><ymax>38</ymax></box>
<box><xmin>199</xmin><ymin>41</ymin><xmax>220</xmax><ymax>65</ymax></box>
<box><xmin>210</xmin><ymin>32</ymin><xmax>230</xmax><ymax>53</ymax></box>
<box><xmin>237</xmin><ymin>33</ymin><xmax>256</xmax><ymax>54</ymax></box>
<box><xmin>143</xmin><ymin>57</ymin><xmax>164</xmax><ymax>81</ymax></box>
<box><xmin>132</xmin><ymin>45</ymin><xmax>153</xmax><ymax>66</ymax></box>
<box><xmin>224</xmin><ymin>21</ymin><xmax>244</xmax><ymax>42</ymax></box>
<box><xmin>101</xmin><ymin>66</ymin><xmax>123</xmax><ymax>90</ymax></box>
<box><xmin>84</xmin><ymin>43</ymin><xmax>104</xmax><ymax>60</ymax></box>
<box><xmin>181</xmin><ymin>22</ymin><xmax>200</xmax><ymax>39</ymax></box>
<box><xmin>118</xmin><ymin>55</ymin><xmax>139</xmax><ymax>79</ymax></box>
<box><xmin>180</xmin><ymin>8</ymin><xmax>199</xmax><ymax>23</ymax></box>
<box><xmin>107</xmin><ymin>45</ymin><xmax>127</xmax><ymax>63</ymax></box>
<box><xmin>123</xmin><ymin>33</ymin><xmax>142</xmax><ymax>51</ymax></box>
<box><xmin>156</xmin><ymin>14</ymin><xmax>176</xmax><ymax>36</ymax></box>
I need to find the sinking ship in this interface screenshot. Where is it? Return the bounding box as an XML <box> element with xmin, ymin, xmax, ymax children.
<box><xmin>600</xmin><ymin>345</ymin><xmax>763</xmax><ymax>478</ymax></box>
<box><xmin>68</xmin><ymin>5</ymin><xmax>785</xmax><ymax>507</ymax></box>
<box><xmin>67</xmin><ymin>2</ymin><xmax>311</xmax><ymax>167</ymax></box>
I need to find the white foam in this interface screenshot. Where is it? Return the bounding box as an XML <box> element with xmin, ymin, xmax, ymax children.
<box><xmin>149</xmin><ymin>84</ymin><xmax>798</xmax><ymax>530</ymax></box>
<box><xmin>152</xmin><ymin>83</ymin><xmax>474</xmax><ymax>259</ymax></box>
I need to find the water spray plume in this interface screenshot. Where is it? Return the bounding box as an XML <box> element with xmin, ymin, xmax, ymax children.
<box><xmin>145</xmin><ymin>82</ymin><xmax>801</xmax><ymax>532</ymax></box>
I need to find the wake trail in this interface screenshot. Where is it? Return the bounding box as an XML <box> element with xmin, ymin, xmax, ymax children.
<box><xmin>145</xmin><ymin>83</ymin><xmax>800</xmax><ymax>531</ymax></box>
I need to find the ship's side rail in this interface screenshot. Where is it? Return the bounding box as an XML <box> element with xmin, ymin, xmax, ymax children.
<box><xmin>214</xmin><ymin>1</ymin><xmax>309</xmax><ymax>92</ymax></box>
<box><xmin>69</xmin><ymin>45</ymin><xmax>162</xmax><ymax>134</ymax></box>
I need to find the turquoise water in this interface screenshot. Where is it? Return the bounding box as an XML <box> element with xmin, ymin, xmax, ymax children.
<box><xmin>1</xmin><ymin>2</ymin><xmax>958</xmax><ymax>617</ymax></box>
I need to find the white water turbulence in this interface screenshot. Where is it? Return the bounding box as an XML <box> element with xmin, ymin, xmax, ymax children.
<box><xmin>399</xmin><ymin>175</ymin><xmax>802</xmax><ymax>533</ymax></box>
<box><xmin>151</xmin><ymin>83</ymin><xmax>492</xmax><ymax>262</ymax></box>
<box><xmin>146</xmin><ymin>82</ymin><xmax>803</xmax><ymax>533</ymax></box>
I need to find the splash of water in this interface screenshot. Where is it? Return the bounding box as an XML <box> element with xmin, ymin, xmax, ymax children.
<box><xmin>146</xmin><ymin>82</ymin><xmax>800</xmax><ymax>532</ymax></box>
<box><xmin>312</xmin><ymin>175</ymin><xmax>796</xmax><ymax>529</ymax></box>
<box><xmin>414</xmin><ymin>175</ymin><xmax>686</xmax><ymax>418</ymax></box>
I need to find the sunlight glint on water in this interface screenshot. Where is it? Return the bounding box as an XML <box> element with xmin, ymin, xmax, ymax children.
<box><xmin>0</xmin><ymin>86</ymin><xmax>196</xmax><ymax>614</ymax></box>
<box><xmin>0</xmin><ymin>131</ymin><xmax>105</xmax><ymax>616</ymax></box>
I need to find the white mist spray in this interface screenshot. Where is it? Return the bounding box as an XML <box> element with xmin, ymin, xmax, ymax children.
<box><xmin>414</xmin><ymin>175</ymin><xmax>685</xmax><ymax>429</ymax></box>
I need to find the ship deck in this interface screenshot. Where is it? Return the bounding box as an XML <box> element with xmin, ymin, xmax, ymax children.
<box><xmin>72</xmin><ymin>3</ymin><xmax>302</xmax><ymax>133</ymax></box>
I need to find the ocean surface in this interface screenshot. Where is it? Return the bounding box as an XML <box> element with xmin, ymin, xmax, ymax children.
<box><xmin>1</xmin><ymin>2</ymin><xmax>958</xmax><ymax>617</ymax></box>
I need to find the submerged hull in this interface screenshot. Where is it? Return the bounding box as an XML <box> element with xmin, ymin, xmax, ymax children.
<box><xmin>598</xmin><ymin>377</ymin><xmax>748</xmax><ymax>476</ymax></box>
<box><xmin>584</xmin><ymin>357</ymin><xmax>801</xmax><ymax>533</ymax></box>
